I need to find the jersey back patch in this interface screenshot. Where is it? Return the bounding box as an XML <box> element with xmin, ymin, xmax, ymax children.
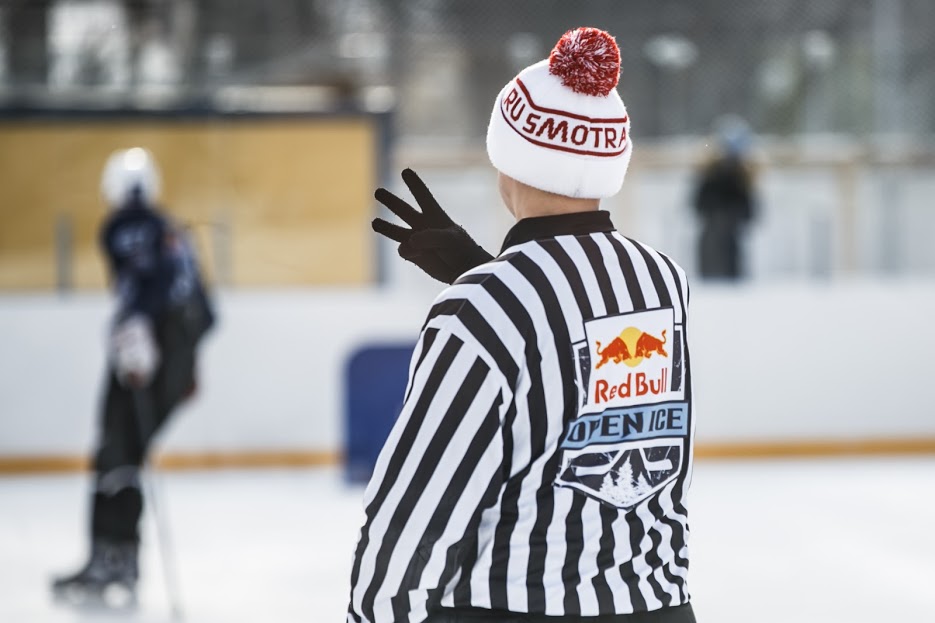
<box><xmin>558</xmin><ymin>307</ymin><xmax>688</xmax><ymax>510</ymax></box>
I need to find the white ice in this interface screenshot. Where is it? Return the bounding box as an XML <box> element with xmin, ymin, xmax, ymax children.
<box><xmin>1</xmin><ymin>458</ymin><xmax>933</xmax><ymax>623</ymax></box>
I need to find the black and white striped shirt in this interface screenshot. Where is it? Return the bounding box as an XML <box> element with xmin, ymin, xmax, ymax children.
<box><xmin>348</xmin><ymin>210</ymin><xmax>694</xmax><ymax>622</ymax></box>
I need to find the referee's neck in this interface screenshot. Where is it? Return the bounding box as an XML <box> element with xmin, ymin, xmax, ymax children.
<box><xmin>512</xmin><ymin>198</ymin><xmax>601</xmax><ymax>221</ymax></box>
<box><xmin>499</xmin><ymin>173</ymin><xmax>601</xmax><ymax>221</ymax></box>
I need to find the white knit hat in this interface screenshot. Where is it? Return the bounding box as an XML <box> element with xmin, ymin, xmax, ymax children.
<box><xmin>486</xmin><ymin>27</ymin><xmax>632</xmax><ymax>199</ymax></box>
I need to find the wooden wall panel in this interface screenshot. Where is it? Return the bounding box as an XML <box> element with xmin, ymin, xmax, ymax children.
<box><xmin>0</xmin><ymin>116</ymin><xmax>378</xmax><ymax>288</ymax></box>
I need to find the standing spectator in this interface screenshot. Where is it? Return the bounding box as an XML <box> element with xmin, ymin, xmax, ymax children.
<box><xmin>693</xmin><ymin>116</ymin><xmax>757</xmax><ymax>280</ymax></box>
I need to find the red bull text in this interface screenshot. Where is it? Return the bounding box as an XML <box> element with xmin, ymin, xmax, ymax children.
<box><xmin>594</xmin><ymin>369</ymin><xmax>669</xmax><ymax>404</ymax></box>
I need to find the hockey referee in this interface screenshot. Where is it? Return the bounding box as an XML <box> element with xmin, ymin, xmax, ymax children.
<box><xmin>349</xmin><ymin>27</ymin><xmax>696</xmax><ymax>623</ymax></box>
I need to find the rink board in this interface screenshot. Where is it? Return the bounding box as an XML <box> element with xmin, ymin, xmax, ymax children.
<box><xmin>1</xmin><ymin>284</ymin><xmax>935</xmax><ymax>472</ymax></box>
<box><xmin>0</xmin><ymin>112</ymin><xmax>387</xmax><ymax>289</ymax></box>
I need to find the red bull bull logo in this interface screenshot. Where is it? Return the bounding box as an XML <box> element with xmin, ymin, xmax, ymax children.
<box><xmin>635</xmin><ymin>329</ymin><xmax>668</xmax><ymax>359</ymax></box>
<box><xmin>595</xmin><ymin>327</ymin><xmax>667</xmax><ymax>369</ymax></box>
<box><xmin>594</xmin><ymin>336</ymin><xmax>632</xmax><ymax>369</ymax></box>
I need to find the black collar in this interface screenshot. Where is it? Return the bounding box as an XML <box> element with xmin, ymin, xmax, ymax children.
<box><xmin>501</xmin><ymin>210</ymin><xmax>615</xmax><ymax>253</ymax></box>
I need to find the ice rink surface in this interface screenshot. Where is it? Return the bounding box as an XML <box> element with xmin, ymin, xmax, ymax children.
<box><xmin>2</xmin><ymin>458</ymin><xmax>933</xmax><ymax>623</ymax></box>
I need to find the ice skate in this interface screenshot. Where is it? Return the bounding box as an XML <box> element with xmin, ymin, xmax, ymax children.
<box><xmin>51</xmin><ymin>540</ymin><xmax>138</xmax><ymax>610</ymax></box>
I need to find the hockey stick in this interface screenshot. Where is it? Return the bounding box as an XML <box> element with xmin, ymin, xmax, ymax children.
<box><xmin>131</xmin><ymin>389</ymin><xmax>185</xmax><ymax>622</ymax></box>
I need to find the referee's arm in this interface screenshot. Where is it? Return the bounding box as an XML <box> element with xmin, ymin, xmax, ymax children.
<box><xmin>347</xmin><ymin>320</ymin><xmax>509</xmax><ymax>623</ymax></box>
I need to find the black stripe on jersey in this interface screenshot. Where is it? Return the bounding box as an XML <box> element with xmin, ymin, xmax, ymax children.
<box><xmin>510</xmin><ymin>251</ymin><xmax>580</xmax><ymax>614</ymax></box>
<box><xmin>451</xmin><ymin>253</ymin><xmax>517</xmax><ymax>287</ymax></box>
<box><xmin>392</xmin><ymin>394</ymin><xmax>505</xmax><ymax>619</ymax></box>
<box><xmin>554</xmin><ymin>237</ymin><xmax>620</xmax><ymax>612</ymax></box>
<box><xmin>498</xmin><ymin>400</ymin><xmax>520</xmax><ymax>489</ymax></box>
<box><xmin>656</xmin><ymin>253</ymin><xmax>692</xmax><ymax>596</ymax></box>
<box><xmin>561</xmin><ymin>493</ymin><xmax>587</xmax><ymax>613</ymax></box>
<box><xmin>604</xmin><ymin>235</ymin><xmax>646</xmax><ymax>310</ymax></box>
<box><xmin>540</xmin><ymin>239</ymin><xmax>594</xmax><ymax>319</ymax></box>
<box><xmin>453</xmin><ymin>272</ymin><xmax>491</xmax><ymax>286</ymax></box>
<box><xmin>578</xmin><ymin>235</ymin><xmax>656</xmax><ymax>610</ymax></box>
<box><xmin>657</xmin><ymin>252</ymin><xmax>686</xmax><ymax>315</ymax></box>
<box><xmin>648</xmin><ymin>495</ymin><xmax>682</xmax><ymax>603</ymax></box>
<box><xmin>624</xmin><ymin>237</ymin><xmax>672</xmax><ymax>308</ymax></box>
<box><xmin>581</xmin><ymin>236</ymin><xmax>618</xmax><ymax>317</ymax></box>
<box><xmin>577</xmin><ymin>236</ymin><xmax>617</xmax><ymax>314</ymax></box>
<box><xmin>635</xmin><ymin>245</ymin><xmax>690</xmax><ymax>600</ymax></box>
<box><xmin>450</xmin><ymin>399</ymin><xmax>519</xmax><ymax>607</ymax></box>
<box><xmin>362</xmin><ymin>354</ymin><xmax>493</xmax><ymax>620</ymax></box>
<box><xmin>404</xmin><ymin>327</ymin><xmax>439</xmax><ymax>403</ymax></box>
<box><xmin>451</xmin><ymin>552</ymin><xmax>473</xmax><ymax>605</ymax></box>
<box><xmin>469</xmin><ymin>273</ymin><xmax>545</xmax><ymax>611</ymax></box>
<box><xmin>643</xmin><ymin>496</ymin><xmax>674</xmax><ymax>607</ymax></box>
<box><xmin>425</xmin><ymin>298</ymin><xmax>519</xmax><ymax>388</ymax></box>
<box><xmin>613</xmin><ymin>238</ymin><xmax>691</xmax><ymax>604</ymax></box>
<box><xmin>586</xmin><ymin>234</ymin><xmax>659</xmax><ymax>609</ymax></box>
<box><xmin>542</xmin><ymin>238</ymin><xmax>616</xmax><ymax>612</ymax></box>
<box><xmin>593</xmin><ymin>505</ymin><xmax>619</xmax><ymax>610</ymax></box>
<box><xmin>433</xmin><ymin>463</ymin><xmax>507</xmax><ymax>612</ymax></box>
<box><xmin>619</xmin><ymin>512</ymin><xmax>649</xmax><ymax>611</ymax></box>
<box><xmin>349</xmin><ymin>337</ymin><xmax>464</xmax><ymax>600</ymax></box>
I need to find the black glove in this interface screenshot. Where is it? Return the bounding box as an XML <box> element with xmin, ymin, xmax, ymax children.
<box><xmin>372</xmin><ymin>168</ymin><xmax>494</xmax><ymax>285</ymax></box>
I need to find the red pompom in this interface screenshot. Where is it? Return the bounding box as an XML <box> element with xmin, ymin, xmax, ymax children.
<box><xmin>548</xmin><ymin>27</ymin><xmax>620</xmax><ymax>96</ymax></box>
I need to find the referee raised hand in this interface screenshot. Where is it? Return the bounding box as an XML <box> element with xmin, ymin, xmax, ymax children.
<box><xmin>372</xmin><ymin>168</ymin><xmax>494</xmax><ymax>285</ymax></box>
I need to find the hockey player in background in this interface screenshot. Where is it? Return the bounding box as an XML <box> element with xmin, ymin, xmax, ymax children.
<box><xmin>51</xmin><ymin>147</ymin><xmax>215</xmax><ymax>608</ymax></box>
<box><xmin>355</xmin><ymin>27</ymin><xmax>696</xmax><ymax>622</ymax></box>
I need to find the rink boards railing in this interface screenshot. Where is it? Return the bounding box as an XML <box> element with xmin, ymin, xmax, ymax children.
<box><xmin>381</xmin><ymin>139</ymin><xmax>935</xmax><ymax>290</ymax></box>
<box><xmin>1</xmin><ymin>284</ymin><xmax>934</xmax><ymax>473</ymax></box>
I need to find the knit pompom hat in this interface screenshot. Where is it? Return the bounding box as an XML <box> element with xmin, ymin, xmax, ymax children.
<box><xmin>486</xmin><ymin>27</ymin><xmax>632</xmax><ymax>199</ymax></box>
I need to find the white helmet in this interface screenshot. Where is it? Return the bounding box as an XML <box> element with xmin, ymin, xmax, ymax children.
<box><xmin>100</xmin><ymin>147</ymin><xmax>162</xmax><ymax>208</ymax></box>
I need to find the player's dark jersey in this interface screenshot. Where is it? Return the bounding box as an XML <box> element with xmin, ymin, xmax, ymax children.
<box><xmin>99</xmin><ymin>200</ymin><xmax>214</xmax><ymax>337</ymax></box>
<box><xmin>100</xmin><ymin>202</ymin><xmax>174</xmax><ymax>320</ymax></box>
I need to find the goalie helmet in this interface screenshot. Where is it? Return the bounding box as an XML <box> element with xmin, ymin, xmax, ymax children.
<box><xmin>100</xmin><ymin>147</ymin><xmax>162</xmax><ymax>209</ymax></box>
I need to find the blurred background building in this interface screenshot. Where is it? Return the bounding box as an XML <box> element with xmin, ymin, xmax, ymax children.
<box><xmin>4</xmin><ymin>0</ymin><xmax>934</xmax><ymax>137</ymax></box>
<box><xmin>1</xmin><ymin>0</ymin><xmax>934</xmax><ymax>288</ymax></box>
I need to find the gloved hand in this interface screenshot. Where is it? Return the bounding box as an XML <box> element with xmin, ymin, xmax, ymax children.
<box><xmin>372</xmin><ymin>168</ymin><xmax>494</xmax><ymax>285</ymax></box>
<box><xmin>110</xmin><ymin>314</ymin><xmax>159</xmax><ymax>388</ymax></box>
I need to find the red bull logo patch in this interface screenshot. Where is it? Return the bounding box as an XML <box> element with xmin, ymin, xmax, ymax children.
<box><xmin>581</xmin><ymin>308</ymin><xmax>682</xmax><ymax>410</ymax></box>
<box><xmin>561</xmin><ymin>306</ymin><xmax>689</xmax><ymax>510</ymax></box>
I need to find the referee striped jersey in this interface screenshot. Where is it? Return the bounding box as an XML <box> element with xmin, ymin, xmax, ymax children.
<box><xmin>348</xmin><ymin>210</ymin><xmax>694</xmax><ymax>622</ymax></box>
